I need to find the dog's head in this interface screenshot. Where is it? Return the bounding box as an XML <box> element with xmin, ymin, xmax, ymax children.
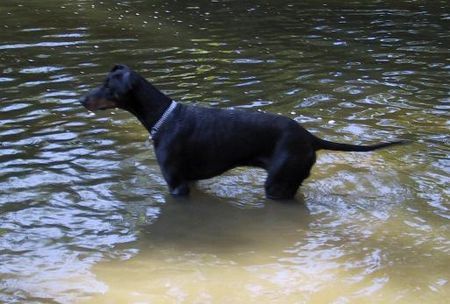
<box><xmin>80</xmin><ymin>64</ymin><xmax>136</xmax><ymax>111</ymax></box>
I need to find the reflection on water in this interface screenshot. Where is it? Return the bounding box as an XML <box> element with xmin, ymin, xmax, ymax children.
<box><xmin>0</xmin><ymin>0</ymin><xmax>449</xmax><ymax>303</ymax></box>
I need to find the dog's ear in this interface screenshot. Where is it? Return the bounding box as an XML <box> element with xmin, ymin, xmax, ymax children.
<box><xmin>122</xmin><ymin>71</ymin><xmax>134</xmax><ymax>91</ymax></box>
<box><xmin>111</xmin><ymin>69</ymin><xmax>136</xmax><ymax>97</ymax></box>
<box><xmin>111</xmin><ymin>64</ymin><xmax>129</xmax><ymax>72</ymax></box>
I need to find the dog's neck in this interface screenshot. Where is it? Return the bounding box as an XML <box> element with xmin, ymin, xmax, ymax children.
<box><xmin>126</xmin><ymin>76</ymin><xmax>174</xmax><ymax>133</ymax></box>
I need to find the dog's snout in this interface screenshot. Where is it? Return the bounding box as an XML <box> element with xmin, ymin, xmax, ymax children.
<box><xmin>79</xmin><ymin>89</ymin><xmax>99</xmax><ymax>111</ymax></box>
<box><xmin>79</xmin><ymin>93</ymin><xmax>94</xmax><ymax>109</ymax></box>
<box><xmin>79</xmin><ymin>88</ymin><xmax>119</xmax><ymax>111</ymax></box>
<box><xmin>79</xmin><ymin>95</ymin><xmax>88</xmax><ymax>106</ymax></box>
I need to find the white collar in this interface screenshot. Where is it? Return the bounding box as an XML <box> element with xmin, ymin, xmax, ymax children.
<box><xmin>150</xmin><ymin>101</ymin><xmax>178</xmax><ymax>140</ymax></box>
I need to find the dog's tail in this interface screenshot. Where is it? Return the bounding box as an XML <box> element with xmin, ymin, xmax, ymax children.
<box><xmin>312</xmin><ymin>136</ymin><xmax>406</xmax><ymax>152</ymax></box>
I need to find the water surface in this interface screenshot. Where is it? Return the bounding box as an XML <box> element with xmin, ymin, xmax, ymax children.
<box><xmin>0</xmin><ymin>0</ymin><xmax>449</xmax><ymax>303</ymax></box>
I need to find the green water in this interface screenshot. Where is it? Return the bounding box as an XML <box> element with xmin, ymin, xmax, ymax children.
<box><xmin>0</xmin><ymin>0</ymin><xmax>449</xmax><ymax>303</ymax></box>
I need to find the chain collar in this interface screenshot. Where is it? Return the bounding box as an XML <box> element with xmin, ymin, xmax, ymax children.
<box><xmin>150</xmin><ymin>100</ymin><xmax>178</xmax><ymax>140</ymax></box>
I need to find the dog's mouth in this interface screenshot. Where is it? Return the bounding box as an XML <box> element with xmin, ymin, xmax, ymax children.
<box><xmin>81</xmin><ymin>98</ymin><xmax>117</xmax><ymax>111</ymax></box>
<box><xmin>97</xmin><ymin>105</ymin><xmax>112</xmax><ymax>110</ymax></box>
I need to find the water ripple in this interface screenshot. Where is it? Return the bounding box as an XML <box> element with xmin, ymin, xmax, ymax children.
<box><xmin>0</xmin><ymin>41</ymin><xmax>86</xmax><ymax>50</ymax></box>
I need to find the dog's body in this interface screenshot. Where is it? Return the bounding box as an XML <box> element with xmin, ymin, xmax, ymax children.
<box><xmin>81</xmin><ymin>65</ymin><xmax>403</xmax><ymax>199</ymax></box>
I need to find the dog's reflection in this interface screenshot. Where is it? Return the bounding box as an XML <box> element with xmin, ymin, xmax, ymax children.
<box><xmin>137</xmin><ymin>189</ymin><xmax>311</xmax><ymax>253</ymax></box>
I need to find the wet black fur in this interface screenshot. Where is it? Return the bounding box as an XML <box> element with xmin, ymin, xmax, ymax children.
<box><xmin>81</xmin><ymin>65</ymin><xmax>404</xmax><ymax>199</ymax></box>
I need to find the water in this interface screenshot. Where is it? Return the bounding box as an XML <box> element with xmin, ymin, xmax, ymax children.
<box><xmin>0</xmin><ymin>0</ymin><xmax>449</xmax><ymax>303</ymax></box>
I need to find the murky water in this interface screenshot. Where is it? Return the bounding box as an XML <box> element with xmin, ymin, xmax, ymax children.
<box><xmin>1</xmin><ymin>0</ymin><xmax>449</xmax><ymax>303</ymax></box>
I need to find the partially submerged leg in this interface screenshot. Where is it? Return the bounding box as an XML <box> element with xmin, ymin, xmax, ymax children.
<box><xmin>160</xmin><ymin>167</ymin><xmax>190</xmax><ymax>196</ymax></box>
<box><xmin>265</xmin><ymin>151</ymin><xmax>316</xmax><ymax>200</ymax></box>
<box><xmin>169</xmin><ymin>182</ymin><xmax>190</xmax><ymax>196</ymax></box>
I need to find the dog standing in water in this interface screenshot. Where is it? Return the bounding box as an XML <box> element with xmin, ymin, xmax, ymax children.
<box><xmin>81</xmin><ymin>65</ymin><xmax>403</xmax><ymax>199</ymax></box>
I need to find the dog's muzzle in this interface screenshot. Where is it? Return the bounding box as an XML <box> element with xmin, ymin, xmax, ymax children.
<box><xmin>80</xmin><ymin>89</ymin><xmax>118</xmax><ymax>111</ymax></box>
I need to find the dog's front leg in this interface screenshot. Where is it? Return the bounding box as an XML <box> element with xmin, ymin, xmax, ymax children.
<box><xmin>155</xmin><ymin>144</ymin><xmax>190</xmax><ymax>196</ymax></box>
<box><xmin>160</xmin><ymin>168</ymin><xmax>190</xmax><ymax>197</ymax></box>
<box><xmin>168</xmin><ymin>181</ymin><xmax>190</xmax><ymax>196</ymax></box>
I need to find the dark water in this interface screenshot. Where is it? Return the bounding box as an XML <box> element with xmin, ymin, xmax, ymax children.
<box><xmin>0</xmin><ymin>0</ymin><xmax>449</xmax><ymax>303</ymax></box>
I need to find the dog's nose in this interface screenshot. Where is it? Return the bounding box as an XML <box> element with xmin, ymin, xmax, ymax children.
<box><xmin>79</xmin><ymin>95</ymin><xmax>89</xmax><ymax>107</ymax></box>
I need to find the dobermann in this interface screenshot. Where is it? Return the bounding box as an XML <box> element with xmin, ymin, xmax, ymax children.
<box><xmin>80</xmin><ymin>65</ymin><xmax>404</xmax><ymax>199</ymax></box>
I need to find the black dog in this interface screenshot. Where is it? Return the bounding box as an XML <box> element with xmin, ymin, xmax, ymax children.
<box><xmin>81</xmin><ymin>65</ymin><xmax>403</xmax><ymax>199</ymax></box>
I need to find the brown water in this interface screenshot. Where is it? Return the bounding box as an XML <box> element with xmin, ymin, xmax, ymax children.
<box><xmin>0</xmin><ymin>0</ymin><xmax>449</xmax><ymax>303</ymax></box>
